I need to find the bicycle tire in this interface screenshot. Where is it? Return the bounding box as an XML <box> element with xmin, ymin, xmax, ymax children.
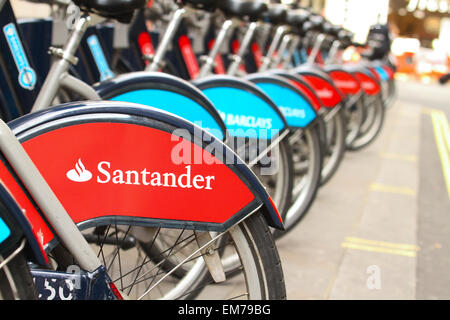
<box><xmin>344</xmin><ymin>96</ymin><xmax>365</xmax><ymax>147</ymax></box>
<box><xmin>347</xmin><ymin>93</ymin><xmax>385</xmax><ymax>151</ymax></box>
<box><xmin>384</xmin><ymin>78</ymin><xmax>396</xmax><ymax>108</ymax></box>
<box><xmin>320</xmin><ymin>107</ymin><xmax>346</xmax><ymax>185</ymax></box>
<box><xmin>0</xmin><ymin>249</ymin><xmax>37</xmax><ymax>300</ymax></box>
<box><xmin>251</xmin><ymin>138</ymin><xmax>293</xmax><ymax>220</ymax></box>
<box><xmin>142</xmin><ymin>136</ymin><xmax>293</xmax><ymax>280</ymax></box>
<box><xmin>275</xmin><ymin>125</ymin><xmax>322</xmax><ymax>236</ymax></box>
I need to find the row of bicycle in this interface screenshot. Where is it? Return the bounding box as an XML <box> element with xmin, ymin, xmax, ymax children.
<box><xmin>0</xmin><ymin>0</ymin><xmax>396</xmax><ymax>300</ymax></box>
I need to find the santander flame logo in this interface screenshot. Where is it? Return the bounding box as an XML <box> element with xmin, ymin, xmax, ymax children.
<box><xmin>66</xmin><ymin>159</ymin><xmax>92</xmax><ymax>182</ymax></box>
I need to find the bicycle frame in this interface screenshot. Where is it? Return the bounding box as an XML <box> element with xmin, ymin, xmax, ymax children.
<box><xmin>145</xmin><ymin>7</ymin><xmax>188</xmax><ymax>73</ymax></box>
<box><xmin>210</xmin><ymin>18</ymin><xmax>321</xmax><ymax>130</ymax></box>
<box><xmin>136</xmin><ymin>5</ymin><xmax>291</xmax><ymax>162</ymax></box>
<box><xmin>0</xmin><ymin>118</ymin><xmax>103</xmax><ymax>273</ymax></box>
<box><xmin>32</xmin><ymin>15</ymin><xmax>101</xmax><ymax>112</ymax></box>
<box><xmin>12</xmin><ymin>4</ymin><xmax>227</xmax><ymax>142</ymax></box>
<box><xmin>211</xmin><ymin>15</ymin><xmax>332</xmax><ymax>122</ymax></box>
<box><xmin>0</xmin><ymin>2</ymin><xmax>103</xmax><ymax>274</ymax></box>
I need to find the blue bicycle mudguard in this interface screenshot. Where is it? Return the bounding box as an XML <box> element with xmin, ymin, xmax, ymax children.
<box><xmin>8</xmin><ymin>101</ymin><xmax>284</xmax><ymax>243</ymax></box>
<box><xmin>374</xmin><ymin>65</ymin><xmax>389</xmax><ymax>82</ymax></box>
<box><xmin>94</xmin><ymin>71</ymin><xmax>227</xmax><ymax>141</ymax></box>
<box><xmin>245</xmin><ymin>73</ymin><xmax>317</xmax><ymax>129</ymax></box>
<box><xmin>193</xmin><ymin>75</ymin><xmax>289</xmax><ymax>140</ymax></box>
<box><xmin>0</xmin><ymin>216</ymin><xmax>10</xmax><ymax>244</ymax></box>
<box><xmin>0</xmin><ymin>180</ymin><xmax>48</xmax><ymax>266</ymax></box>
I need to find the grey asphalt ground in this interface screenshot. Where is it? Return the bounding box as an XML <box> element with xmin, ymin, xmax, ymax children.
<box><xmin>276</xmin><ymin>80</ymin><xmax>450</xmax><ymax>300</ymax></box>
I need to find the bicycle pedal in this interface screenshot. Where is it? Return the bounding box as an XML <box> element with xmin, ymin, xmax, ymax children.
<box><xmin>84</xmin><ymin>233</ymin><xmax>136</xmax><ymax>250</ymax></box>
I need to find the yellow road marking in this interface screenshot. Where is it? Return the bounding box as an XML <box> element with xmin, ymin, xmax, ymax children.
<box><xmin>341</xmin><ymin>242</ymin><xmax>417</xmax><ymax>257</ymax></box>
<box><xmin>432</xmin><ymin>110</ymin><xmax>450</xmax><ymax>151</ymax></box>
<box><xmin>369</xmin><ymin>183</ymin><xmax>416</xmax><ymax>196</ymax></box>
<box><xmin>344</xmin><ymin>237</ymin><xmax>419</xmax><ymax>251</ymax></box>
<box><xmin>421</xmin><ymin>107</ymin><xmax>434</xmax><ymax>115</ymax></box>
<box><xmin>341</xmin><ymin>237</ymin><xmax>419</xmax><ymax>257</ymax></box>
<box><xmin>380</xmin><ymin>153</ymin><xmax>417</xmax><ymax>162</ymax></box>
<box><xmin>430</xmin><ymin>110</ymin><xmax>450</xmax><ymax>199</ymax></box>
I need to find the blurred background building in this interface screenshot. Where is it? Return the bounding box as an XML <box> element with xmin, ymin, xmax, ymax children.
<box><xmin>281</xmin><ymin>0</ymin><xmax>450</xmax><ymax>83</ymax></box>
<box><xmin>11</xmin><ymin>0</ymin><xmax>450</xmax><ymax>83</ymax></box>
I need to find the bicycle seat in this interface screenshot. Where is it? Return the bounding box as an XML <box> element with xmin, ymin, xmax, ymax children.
<box><xmin>181</xmin><ymin>0</ymin><xmax>220</xmax><ymax>11</ymax></box>
<box><xmin>218</xmin><ymin>0</ymin><xmax>268</xmax><ymax>21</ymax></box>
<box><xmin>72</xmin><ymin>0</ymin><xmax>147</xmax><ymax>22</ymax></box>
<box><xmin>322</xmin><ymin>21</ymin><xmax>334</xmax><ymax>35</ymax></box>
<box><xmin>308</xmin><ymin>13</ymin><xmax>325</xmax><ymax>31</ymax></box>
<box><xmin>327</xmin><ymin>24</ymin><xmax>342</xmax><ymax>37</ymax></box>
<box><xmin>338</xmin><ymin>30</ymin><xmax>353</xmax><ymax>47</ymax></box>
<box><xmin>261</xmin><ymin>4</ymin><xmax>287</xmax><ymax>25</ymax></box>
<box><xmin>286</xmin><ymin>9</ymin><xmax>310</xmax><ymax>28</ymax></box>
<box><xmin>301</xmin><ymin>20</ymin><xmax>313</xmax><ymax>34</ymax></box>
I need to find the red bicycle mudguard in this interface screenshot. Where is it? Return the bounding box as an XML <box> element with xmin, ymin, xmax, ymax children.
<box><xmin>4</xmin><ymin>101</ymin><xmax>284</xmax><ymax>249</ymax></box>
<box><xmin>267</xmin><ymin>69</ymin><xmax>323</xmax><ymax>111</ymax></box>
<box><xmin>344</xmin><ymin>64</ymin><xmax>382</xmax><ymax>96</ymax></box>
<box><xmin>324</xmin><ymin>66</ymin><xmax>362</xmax><ymax>98</ymax></box>
<box><xmin>293</xmin><ymin>65</ymin><xmax>344</xmax><ymax>108</ymax></box>
<box><xmin>0</xmin><ymin>159</ymin><xmax>55</xmax><ymax>247</ymax></box>
<box><xmin>353</xmin><ymin>70</ymin><xmax>381</xmax><ymax>96</ymax></box>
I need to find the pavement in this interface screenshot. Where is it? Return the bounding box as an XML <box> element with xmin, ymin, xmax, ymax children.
<box><xmin>276</xmin><ymin>80</ymin><xmax>450</xmax><ymax>300</ymax></box>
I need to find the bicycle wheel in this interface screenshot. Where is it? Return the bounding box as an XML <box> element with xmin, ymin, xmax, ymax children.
<box><xmin>248</xmin><ymin>138</ymin><xmax>293</xmax><ymax>219</ymax></box>
<box><xmin>138</xmin><ymin>139</ymin><xmax>292</xmax><ymax>291</ymax></box>
<box><xmin>275</xmin><ymin>125</ymin><xmax>322</xmax><ymax>235</ymax></box>
<box><xmin>75</xmin><ymin>210</ymin><xmax>286</xmax><ymax>300</ymax></box>
<box><xmin>0</xmin><ymin>244</ymin><xmax>37</xmax><ymax>300</ymax></box>
<box><xmin>344</xmin><ymin>96</ymin><xmax>365</xmax><ymax>147</ymax></box>
<box><xmin>134</xmin><ymin>136</ymin><xmax>292</xmax><ymax>283</ymax></box>
<box><xmin>347</xmin><ymin>93</ymin><xmax>385</xmax><ymax>151</ymax></box>
<box><xmin>384</xmin><ymin>78</ymin><xmax>396</xmax><ymax>108</ymax></box>
<box><xmin>319</xmin><ymin>107</ymin><xmax>346</xmax><ymax>185</ymax></box>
